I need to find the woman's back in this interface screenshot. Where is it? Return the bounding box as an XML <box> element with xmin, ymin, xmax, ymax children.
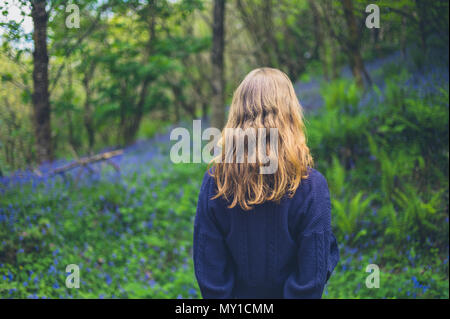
<box><xmin>194</xmin><ymin>167</ymin><xmax>339</xmax><ymax>299</ymax></box>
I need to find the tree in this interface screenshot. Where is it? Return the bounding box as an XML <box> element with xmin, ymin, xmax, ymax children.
<box><xmin>235</xmin><ymin>0</ymin><xmax>313</xmax><ymax>81</ymax></box>
<box><xmin>121</xmin><ymin>0</ymin><xmax>157</xmax><ymax>144</ymax></box>
<box><xmin>316</xmin><ymin>0</ymin><xmax>372</xmax><ymax>88</ymax></box>
<box><xmin>340</xmin><ymin>0</ymin><xmax>370</xmax><ymax>88</ymax></box>
<box><xmin>31</xmin><ymin>0</ymin><xmax>52</xmax><ymax>162</ymax></box>
<box><xmin>1</xmin><ymin>0</ymin><xmax>108</xmax><ymax>163</ymax></box>
<box><xmin>211</xmin><ymin>0</ymin><xmax>226</xmax><ymax>130</ymax></box>
<box><xmin>378</xmin><ymin>0</ymin><xmax>449</xmax><ymax>52</ymax></box>
<box><xmin>81</xmin><ymin>59</ymin><xmax>96</xmax><ymax>154</ymax></box>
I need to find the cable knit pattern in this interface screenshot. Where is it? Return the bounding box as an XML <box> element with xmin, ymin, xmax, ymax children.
<box><xmin>193</xmin><ymin>167</ymin><xmax>339</xmax><ymax>299</ymax></box>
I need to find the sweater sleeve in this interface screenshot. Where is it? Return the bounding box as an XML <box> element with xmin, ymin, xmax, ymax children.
<box><xmin>283</xmin><ymin>170</ymin><xmax>340</xmax><ymax>299</ymax></box>
<box><xmin>193</xmin><ymin>171</ymin><xmax>235</xmax><ymax>298</ymax></box>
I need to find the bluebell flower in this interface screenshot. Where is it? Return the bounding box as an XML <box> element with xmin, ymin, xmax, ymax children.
<box><xmin>411</xmin><ymin>276</ymin><xmax>423</xmax><ymax>290</ymax></box>
<box><xmin>48</xmin><ymin>265</ymin><xmax>56</xmax><ymax>274</ymax></box>
<box><xmin>105</xmin><ymin>274</ymin><xmax>112</xmax><ymax>286</ymax></box>
<box><xmin>188</xmin><ymin>288</ymin><xmax>197</xmax><ymax>296</ymax></box>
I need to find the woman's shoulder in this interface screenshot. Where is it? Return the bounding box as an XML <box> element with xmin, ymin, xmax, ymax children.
<box><xmin>294</xmin><ymin>167</ymin><xmax>330</xmax><ymax>199</ymax></box>
<box><xmin>291</xmin><ymin>167</ymin><xmax>332</xmax><ymax>233</ymax></box>
<box><xmin>305</xmin><ymin>167</ymin><xmax>328</xmax><ymax>185</ymax></box>
<box><xmin>199</xmin><ymin>167</ymin><xmax>216</xmax><ymax>196</ymax></box>
<box><xmin>201</xmin><ymin>167</ymin><xmax>215</xmax><ymax>183</ymax></box>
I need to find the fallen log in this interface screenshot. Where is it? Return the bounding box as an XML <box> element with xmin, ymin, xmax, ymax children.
<box><xmin>50</xmin><ymin>149</ymin><xmax>124</xmax><ymax>176</ymax></box>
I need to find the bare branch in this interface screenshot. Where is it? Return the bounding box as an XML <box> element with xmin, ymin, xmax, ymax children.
<box><xmin>49</xmin><ymin>149</ymin><xmax>124</xmax><ymax>176</ymax></box>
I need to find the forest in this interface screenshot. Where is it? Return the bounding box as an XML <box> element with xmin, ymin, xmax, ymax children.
<box><xmin>0</xmin><ymin>0</ymin><xmax>448</xmax><ymax>298</ymax></box>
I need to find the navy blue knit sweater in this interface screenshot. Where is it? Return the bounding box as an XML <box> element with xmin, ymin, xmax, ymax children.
<box><xmin>193</xmin><ymin>167</ymin><xmax>339</xmax><ymax>299</ymax></box>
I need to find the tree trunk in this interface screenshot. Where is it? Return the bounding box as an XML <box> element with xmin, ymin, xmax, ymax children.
<box><xmin>66</xmin><ymin>63</ymin><xmax>80</xmax><ymax>154</ymax></box>
<box><xmin>414</xmin><ymin>0</ymin><xmax>429</xmax><ymax>51</ymax></box>
<box><xmin>340</xmin><ymin>0</ymin><xmax>371</xmax><ymax>88</ymax></box>
<box><xmin>330</xmin><ymin>37</ymin><xmax>339</xmax><ymax>80</ymax></box>
<box><xmin>262</xmin><ymin>0</ymin><xmax>279</xmax><ymax>68</ymax></box>
<box><xmin>83</xmin><ymin>62</ymin><xmax>96</xmax><ymax>153</ymax></box>
<box><xmin>400</xmin><ymin>16</ymin><xmax>407</xmax><ymax>59</ymax></box>
<box><xmin>31</xmin><ymin>0</ymin><xmax>53</xmax><ymax>163</ymax></box>
<box><xmin>308</xmin><ymin>0</ymin><xmax>328</xmax><ymax>80</ymax></box>
<box><xmin>211</xmin><ymin>0</ymin><xmax>226</xmax><ymax>130</ymax></box>
<box><xmin>123</xmin><ymin>2</ymin><xmax>156</xmax><ymax>144</ymax></box>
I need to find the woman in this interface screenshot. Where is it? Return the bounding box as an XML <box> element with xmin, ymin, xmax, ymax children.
<box><xmin>193</xmin><ymin>68</ymin><xmax>339</xmax><ymax>299</ymax></box>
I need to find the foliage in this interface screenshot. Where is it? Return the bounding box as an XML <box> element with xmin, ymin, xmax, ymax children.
<box><xmin>0</xmin><ymin>0</ymin><xmax>448</xmax><ymax>299</ymax></box>
<box><xmin>0</xmin><ymin>138</ymin><xmax>207</xmax><ymax>298</ymax></box>
<box><xmin>1</xmin><ymin>60</ymin><xmax>449</xmax><ymax>298</ymax></box>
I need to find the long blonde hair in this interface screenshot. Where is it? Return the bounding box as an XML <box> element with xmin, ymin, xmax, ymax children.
<box><xmin>210</xmin><ymin>67</ymin><xmax>313</xmax><ymax>210</ymax></box>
